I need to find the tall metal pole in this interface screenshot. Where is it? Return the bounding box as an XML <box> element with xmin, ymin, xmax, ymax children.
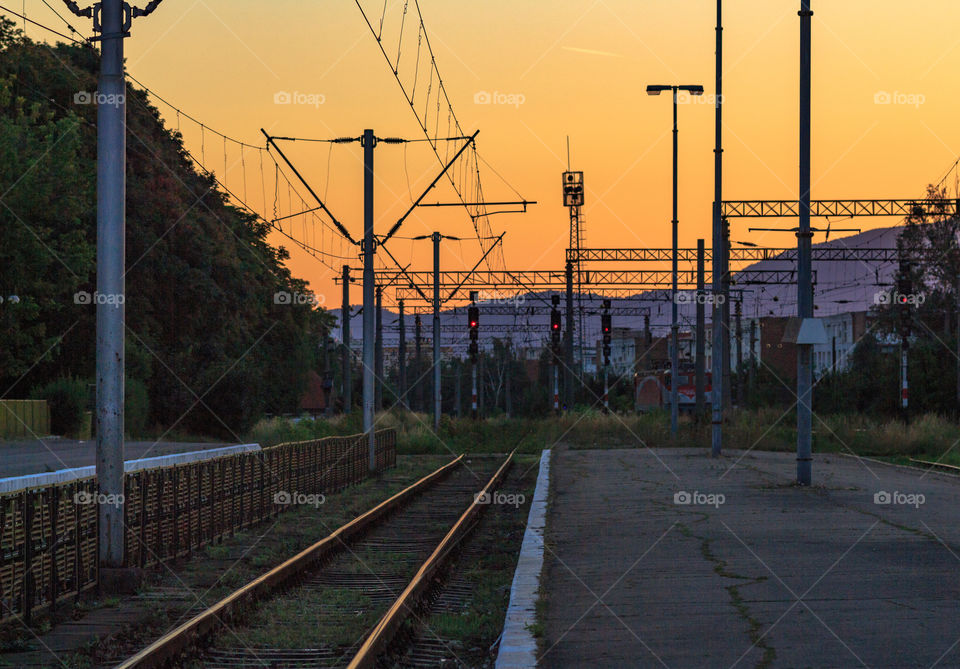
<box><xmin>96</xmin><ymin>0</ymin><xmax>126</xmax><ymax>568</ymax></box>
<box><xmin>398</xmin><ymin>300</ymin><xmax>407</xmax><ymax>406</ymax></box>
<box><xmin>722</xmin><ymin>219</ymin><xmax>732</xmax><ymax>410</ymax></box>
<box><xmin>711</xmin><ymin>0</ymin><xmax>725</xmax><ymax>456</ymax></box>
<box><xmin>375</xmin><ymin>285</ymin><xmax>383</xmax><ymax>411</ymax></box>
<box><xmin>603</xmin><ymin>367</ymin><xmax>609</xmax><ymax>412</ymax></box>
<box><xmin>455</xmin><ymin>359</ymin><xmax>462</xmax><ymax>417</ymax></box>
<box><xmin>432</xmin><ymin>232</ymin><xmax>442</xmax><ymax>432</ymax></box>
<box><xmin>955</xmin><ymin>275</ymin><xmax>960</xmax><ymax>410</ymax></box>
<box><xmin>341</xmin><ymin>265</ymin><xmax>351</xmax><ymax>414</ymax></box>
<box><xmin>565</xmin><ymin>263</ymin><xmax>575</xmax><ymax>411</ymax></box>
<box><xmin>670</xmin><ymin>88</ymin><xmax>680</xmax><ymax>436</ymax></box>
<box><xmin>478</xmin><ymin>353</ymin><xmax>485</xmax><ymax>418</ymax></box>
<box><xmin>505</xmin><ymin>343</ymin><xmax>512</xmax><ymax>418</ymax></box>
<box><xmin>362</xmin><ymin>129</ymin><xmax>376</xmax><ymax>472</ymax></box>
<box><xmin>553</xmin><ymin>364</ymin><xmax>560</xmax><ymax>414</ymax></box>
<box><xmin>735</xmin><ymin>298</ymin><xmax>743</xmax><ymax>406</ymax></box>
<box><xmin>749</xmin><ymin>320</ymin><xmax>757</xmax><ymax>403</ymax></box>
<box><xmin>472</xmin><ymin>359</ymin><xmax>478</xmax><ymax>418</ymax></box>
<box><xmin>415</xmin><ymin>315</ymin><xmax>423</xmax><ymax>412</ymax></box>
<box><xmin>797</xmin><ymin>0</ymin><xmax>814</xmax><ymax>485</ymax></box>
<box><xmin>696</xmin><ymin>239</ymin><xmax>706</xmax><ymax>418</ymax></box>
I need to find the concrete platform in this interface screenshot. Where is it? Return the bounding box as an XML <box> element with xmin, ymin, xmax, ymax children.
<box><xmin>0</xmin><ymin>438</ymin><xmax>233</xmax><ymax>477</ymax></box>
<box><xmin>539</xmin><ymin>448</ymin><xmax>960</xmax><ymax>668</ymax></box>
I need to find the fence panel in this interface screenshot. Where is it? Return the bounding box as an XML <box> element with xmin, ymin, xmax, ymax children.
<box><xmin>0</xmin><ymin>429</ymin><xmax>395</xmax><ymax>626</ymax></box>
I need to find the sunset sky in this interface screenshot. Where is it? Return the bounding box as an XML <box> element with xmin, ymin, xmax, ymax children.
<box><xmin>22</xmin><ymin>0</ymin><xmax>960</xmax><ymax>307</ymax></box>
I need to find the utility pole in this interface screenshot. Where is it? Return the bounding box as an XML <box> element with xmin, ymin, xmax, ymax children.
<box><xmin>602</xmin><ymin>300</ymin><xmax>612</xmax><ymax>413</ymax></box>
<box><xmin>796</xmin><ymin>0</ymin><xmax>814</xmax><ymax>485</ymax></box>
<box><xmin>711</xmin><ymin>0</ymin><xmax>725</xmax><ymax>457</ymax></box>
<box><xmin>432</xmin><ymin>232</ymin><xmax>442</xmax><ymax>432</ymax></box>
<box><xmin>63</xmin><ymin>0</ymin><xmax>164</xmax><ymax>571</ymax></box>
<box><xmin>469</xmin><ymin>298</ymin><xmax>479</xmax><ymax>418</ymax></box>
<box><xmin>671</xmin><ymin>89</ymin><xmax>680</xmax><ymax>436</ymax></box>
<box><xmin>551</xmin><ymin>295</ymin><xmax>562</xmax><ymax>414</ymax></box>
<box><xmin>375</xmin><ymin>285</ymin><xmax>383</xmax><ymax>412</ymax></box>
<box><xmin>478</xmin><ymin>352</ymin><xmax>485</xmax><ymax>418</ymax></box>
<box><xmin>899</xmin><ymin>259</ymin><xmax>912</xmax><ymax>422</ymax></box>
<box><xmin>696</xmin><ymin>239</ymin><xmax>706</xmax><ymax>418</ymax></box>
<box><xmin>95</xmin><ymin>0</ymin><xmax>126</xmax><ymax>571</ymax></box>
<box><xmin>722</xmin><ymin>218</ymin><xmax>732</xmax><ymax>411</ymax></box>
<box><xmin>472</xmin><ymin>361</ymin><xmax>479</xmax><ymax>417</ymax></box>
<box><xmin>504</xmin><ymin>342</ymin><xmax>513</xmax><ymax>418</ymax></box>
<box><xmin>565</xmin><ymin>262</ymin><xmax>575</xmax><ymax>411</ymax></box>
<box><xmin>415</xmin><ymin>315</ymin><xmax>423</xmax><ymax>412</ymax></box>
<box><xmin>455</xmin><ymin>359</ymin><xmax>462</xmax><ymax>417</ymax></box>
<box><xmin>735</xmin><ymin>298</ymin><xmax>743</xmax><ymax>407</ymax></box>
<box><xmin>956</xmin><ymin>275</ymin><xmax>960</xmax><ymax>410</ymax></box>
<box><xmin>361</xmin><ymin>129</ymin><xmax>376</xmax><ymax>472</ymax></box>
<box><xmin>398</xmin><ymin>300</ymin><xmax>406</xmax><ymax>406</ymax></box>
<box><xmin>341</xmin><ymin>266</ymin><xmax>351</xmax><ymax>414</ymax></box>
<box><xmin>749</xmin><ymin>320</ymin><xmax>757</xmax><ymax>404</ymax></box>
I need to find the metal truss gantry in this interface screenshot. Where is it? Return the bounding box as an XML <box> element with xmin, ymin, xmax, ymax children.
<box><xmin>721</xmin><ymin>198</ymin><xmax>960</xmax><ymax>218</ymax></box>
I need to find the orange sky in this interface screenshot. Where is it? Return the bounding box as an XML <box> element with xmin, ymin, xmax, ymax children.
<box><xmin>23</xmin><ymin>1</ymin><xmax>960</xmax><ymax>308</ymax></box>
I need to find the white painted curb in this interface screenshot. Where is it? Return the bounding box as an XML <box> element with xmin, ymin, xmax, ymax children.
<box><xmin>495</xmin><ymin>448</ymin><xmax>551</xmax><ymax>669</ymax></box>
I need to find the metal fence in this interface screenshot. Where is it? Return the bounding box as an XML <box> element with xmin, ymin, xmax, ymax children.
<box><xmin>0</xmin><ymin>429</ymin><xmax>396</xmax><ymax>627</ymax></box>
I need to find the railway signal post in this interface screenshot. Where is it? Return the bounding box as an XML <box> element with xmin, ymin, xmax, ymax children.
<box><xmin>469</xmin><ymin>297</ymin><xmax>479</xmax><ymax>418</ymax></box>
<box><xmin>551</xmin><ymin>295</ymin><xmax>562</xmax><ymax>414</ymax></box>
<box><xmin>899</xmin><ymin>260</ymin><xmax>912</xmax><ymax>423</ymax></box>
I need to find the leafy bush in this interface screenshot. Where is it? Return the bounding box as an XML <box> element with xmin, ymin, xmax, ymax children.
<box><xmin>36</xmin><ymin>377</ymin><xmax>87</xmax><ymax>437</ymax></box>
<box><xmin>125</xmin><ymin>377</ymin><xmax>150</xmax><ymax>438</ymax></box>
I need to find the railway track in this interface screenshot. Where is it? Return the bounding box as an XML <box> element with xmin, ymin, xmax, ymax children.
<box><xmin>114</xmin><ymin>450</ymin><xmax>517</xmax><ymax>669</ymax></box>
<box><xmin>908</xmin><ymin>457</ymin><xmax>960</xmax><ymax>473</ymax></box>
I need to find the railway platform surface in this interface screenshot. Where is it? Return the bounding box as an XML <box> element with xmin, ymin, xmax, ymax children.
<box><xmin>0</xmin><ymin>438</ymin><xmax>233</xmax><ymax>477</ymax></box>
<box><xmin>539</xmin><ymin>447</ymin><xmax>960</xmax><ymax>668</ymax></box>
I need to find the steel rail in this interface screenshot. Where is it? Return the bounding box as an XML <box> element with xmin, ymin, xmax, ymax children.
<box><xmin>347</xmin><ymin>450</ymin><xmax>516</xmax><ymax>668</ymax></box>
<box><xmin>115</xmin><ymin>455</ymin><xmax>465</xmax><ymax>669</ymax></box>
<box><xmin>908</xmin><ymin>457</ymin><xmax>960</xmax><ymax>473</ymax></box>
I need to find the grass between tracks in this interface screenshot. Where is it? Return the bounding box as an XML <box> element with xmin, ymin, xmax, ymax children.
<box><xmin>249</xmin><ymin>409</ymin><xmax>960</xmax><ymax>468</ymax></box>
<box><xmin>390</xmin><ymin>454</ymin><xmax>541</xmax><ymax>666</ymax></box>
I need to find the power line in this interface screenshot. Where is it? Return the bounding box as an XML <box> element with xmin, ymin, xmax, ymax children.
<box><xmin>354</xmin><ymin>0</ymin><xmax>515</xmax><ymax>270</ymax></box>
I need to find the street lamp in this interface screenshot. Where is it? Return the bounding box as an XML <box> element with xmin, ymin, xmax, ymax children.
<box><xmin>647</xmin><ymin>84</ymin><xmax>703</xmax><ymax>436</ymax></box>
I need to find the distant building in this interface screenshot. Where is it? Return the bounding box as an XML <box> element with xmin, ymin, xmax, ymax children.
<box><xmin>739</xmin><ymin>311</ymin><xmax>870</xmax><ymax>381</ymax></box>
